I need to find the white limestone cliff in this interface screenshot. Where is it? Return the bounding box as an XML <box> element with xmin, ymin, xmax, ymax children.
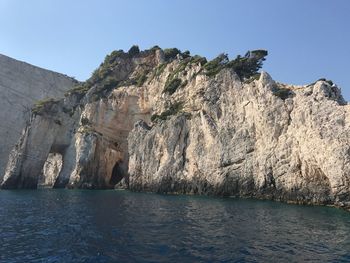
<box><xmin>0</xmin><ymin>54</ymin><xmax>76</xmax><ymax>177</ymax></box>
<box><xmin>2</xmin><ymin>47</ymin><xmax>350</xmax><ymax>209</ymax></box>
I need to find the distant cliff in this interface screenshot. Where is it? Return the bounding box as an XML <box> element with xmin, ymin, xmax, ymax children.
<box><xmin>0</xmin><ymin>54</ymin><xmax>76</xmax><ymax>178</ymax></box>
<box><xmin>2</xmin><ymin>46</ymin><xmax>350</xmax><ymax>209</ymax></box>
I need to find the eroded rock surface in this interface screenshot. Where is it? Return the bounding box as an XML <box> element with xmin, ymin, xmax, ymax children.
<box><xmin>129</xmin><ymin>71</ymin><xmax>350</xmax><ymax>208</ymax></box>
<box><xmin>2</xmin><ymin>47</ymin><xmax>350</xmax><ymax>209</ymax></box>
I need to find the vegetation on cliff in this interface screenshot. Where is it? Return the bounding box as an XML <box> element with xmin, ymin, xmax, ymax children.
<box><xmin>203</xmin><ymin>50</ymin><xmax>268</xmax><ymax>80</ymax></box>
<box><xmin>32</xmin><ymin>98</ymin><xmax>60</xmax><ymax>115</ymax></box>
<box><xmin>150</xmin><ymin>102</ymin><xmax>184</xmax><ymax>122</ymax></box>
<box><xmin>63</xmin><ymin>46</ymin><xmax>268</xmax><ymax>100</ymax></box>
<box><xmin>163</xmin><ymin>54</ymin><xmax>207</xmax><ymax>94</ymax></box>
<box><xmin>34</xmin><ymin>46</ymin><xmax>269</xmax><ymax>116</ymax></box>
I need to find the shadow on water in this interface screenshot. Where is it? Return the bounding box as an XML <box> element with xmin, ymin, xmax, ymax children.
<box><xmin>1</xmin><ymin>189</ymin><xmax>350</xmax><ymax>262</ymax></box>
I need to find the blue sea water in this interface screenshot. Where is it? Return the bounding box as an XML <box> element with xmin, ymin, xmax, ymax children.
<box><xmin>0</xmin><ymin>190</ymin><xmax>350</xmax><ymax>263</ymax></box>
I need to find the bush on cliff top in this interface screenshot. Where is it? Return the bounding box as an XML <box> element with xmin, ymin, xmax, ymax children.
<box><xmin>227</xmin><ymin>50</ymin><xmax>267</xmax><ymax>80</ymax></box>
<box><xmin>203</xmin><ymin>50</ymin><xmax>268</xmax><ymax>80</ymax></box>
<box><xmin>32</xmin><ymin>98</ymin><xmax>60</xmax><ymax>115</ymax></box>
<box><xmin>203</xmin><ymin>53</ymin><xmax>229</xmax><ymax>77</ymax></box>
<box><xmin>128</xmin><ymin>45</ymin><xmax>140</xmax><ymax>56</ymax></box>
<box><xmin>314</xmin><ymin>78</ymin><xmax>334</xmax><ymax>86</ymax></box>
<box><xmin>272</xmin><ymin>87</ymin><xmax>293</xmax><ymax>100</ymax></box>
<box><xmin>65</xmin><ymin>47</ymin><xmax>269</xmax><ymax>105</ymax></box>
<box><xmin>164</xmin><ymin>48</ymin><xmax>181</xmax><ymax>61</ymax></box>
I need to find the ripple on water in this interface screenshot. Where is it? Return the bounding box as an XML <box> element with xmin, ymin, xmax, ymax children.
<box><xmin>0</xmin><ymin>190</ymin><xmax>350</xmax><ymax>262</ymax></box>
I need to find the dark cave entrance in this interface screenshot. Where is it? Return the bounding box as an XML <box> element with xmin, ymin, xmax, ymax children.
<box><xmin>110</xmin><ymin>161</ymin><xmax>125</xmax><ymax>185</ymax></box>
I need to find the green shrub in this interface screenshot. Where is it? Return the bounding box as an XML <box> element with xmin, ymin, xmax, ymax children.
<box><xmin>87</xmin><ymin>49</ymin><xmax>127</xmax><ymax>86</ymax></box>
<box><xmin>150</xmin><ymin>45</ymin><xmax>161</xmax><ymax>51</ymax></box>
<box><xmin>203</xmin><ymin>53</ymin><xmax>228</xmax><ymax>77</ymax></box>
<box><xmin>91</xmin><ymin>77</ymin><xmax>119</xmax><ymax>99</ymax></box>
<box><xmin>182</xmin><ymin>50</ymin><xmax>191</xmax><ymax>58</ymax></box>
<box><xmin>136</xmin><ymin>73</ymin><xmax>148</xmax><ymax>87</ymax></box>
<box><xmin>249</xmin><ymin>50</ymin><xmax>268</xmax><ymax>59</ymax></box>
<box><xmin>307</xmin><ymin>78</ymin><xmax>334</xmax><ymax>88</ymax></box>
<box><xmin>163</xmin><ymin>55</ymin><xmax>207</xmax><ymax>94</ymax></box>
<box><xmin>152</xmin><ymin>63</ymin><xmax>167</xmax><ymax>79</ymax></box>
<box><xmin>244</xmin><ymin>73</ymin><xmax>261</xmax><ymax>84</ymax></box>
<box><xmin>317</xmin><ymin>78</ymin><xmax>333</xmax><ymax>86</ymax></box>
<box><xmin>273</xmin><ymin>88</ymin><xmax>292</xmax><ymax>100</ymax></box>
<box><xmin>203</xmin><ymin>50</ymin><xmax>268</xmax><ymax>80</ymax></box>
<box><xmin>326</xmin><ymin>80</ymin><xmax>334</xmax><ymax>86</ymax></box>
<box><xmin>191</xmin><ymin>55</ymin><xmax>207</xmax><ymax>65</ymax></box>
<box><xmin>151</xmin><ymin>102</ymin><xmax>183</xmax><ymax>122</ymax></box>
<box><xmin>164</xmin><ymin>48</ymin><xmax>181</xmax><ymax>61</ymax></box>
<box><xmin>102</xmin><ymin>77</ymin><xmax>119</xmax><ymax>91</ymax></box>
<box><xmin>65</xmin><ymin>84</ymin><xmax>91</xmax><ymax>96</ymax></box>
<box><xmin>106</xmin><ymin>50</ymin><xmax>124</xmax><ymax>63</ymax></box>
<box><xmin>227</xmin><ymin>50</ymin><xmax>268</xmax><ymax>80</ymax></box>
<box><xmin>91</xmin><ymin>66</ymin><xmax>112</xmax><ymax>82</ymax></box>
<box><xmin>150</xmin><ymin>114</ymin><xmax>160</xmax><ymax>122</ymax></box>
<box><xmin>173</xmin><ymin>59</ymin><xmax>189</xmax><ymax>75</ymax></box>
<box><xmin>128</xmin><ymin>45</ymin><xmax>140</xmax><ymax>56</ymax></box>
<box><xmin>90</xmin><ymin>69</ymin><xmax>102</xmax><ymax>83</ymax></box>
<box><xmin>164</xmin><ymin>78</ymin><xmax>182</xmax><ymax>94</ymax></box>
<box><xmin>32</xmin><ymin>98</ymin><xmax>59</xmax><ymax>115</ymax></box>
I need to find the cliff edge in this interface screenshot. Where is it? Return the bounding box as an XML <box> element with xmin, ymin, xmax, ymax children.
<box><xmin>2</xmin><ymin>46</ymin><xmax>350</xmax><ymax>209</ymax></box>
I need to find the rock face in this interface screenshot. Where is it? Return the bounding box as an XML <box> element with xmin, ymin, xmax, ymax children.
<box><xmin>38</xmin><ymin>153</ymin><xmax>63</xmax><ymax>188</ymax></box>
<box><xmin>2</xmin><ymin>47</ymin><xmax>350</xmax><ymax>209</ymax></box>
<box><xmin>0</xmin><ymin>54</ymin><xmax>76</xmax><ymax>178</ymax></box>
<box><xmin>1</xmin><ymin>47</ymin><xmax>160</xmax><ymax>189</ymax></box>
<box><xmin>128</xmin><ymin>72</ymin><xmax>350</xmax><ymax>208</ymax></box>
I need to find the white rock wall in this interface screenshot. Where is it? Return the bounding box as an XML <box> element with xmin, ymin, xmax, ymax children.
<box><xmin>0</xmin><ymin>54</ymin><xmax>76</xmax><ymax>177</ymax></box>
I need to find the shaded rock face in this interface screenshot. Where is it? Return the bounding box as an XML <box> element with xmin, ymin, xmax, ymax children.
<box><xmin>2</xmin><ymin>47</ymin><xmax>350</xmax><ymax>209</ymax></box>
<box><xmin>1</xmin><ymin>48</ymin><xmax>159</xmax><ymax>189</ymax></box>
<box><xmin>0</xmin><ymin>54</ymin><xmax>76</xmax><ymax>178</ymax></box>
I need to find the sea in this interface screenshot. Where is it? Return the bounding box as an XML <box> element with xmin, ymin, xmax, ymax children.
<box><xmin>0</xmin><ymin>190</ymin><xmax>349</xmax><ymax>262</ymax></box>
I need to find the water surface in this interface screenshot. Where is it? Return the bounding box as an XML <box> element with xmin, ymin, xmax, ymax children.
<box><xmin>0</xmin><ymin>190</ymin><xmax>349</xmax><ymax>262</ymax></box>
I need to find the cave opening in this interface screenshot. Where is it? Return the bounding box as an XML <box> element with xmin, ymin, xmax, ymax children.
<box><xmin>110</xmin><ymin>161</ymin><xmax>125</xmax><ymax>185</ymax></box>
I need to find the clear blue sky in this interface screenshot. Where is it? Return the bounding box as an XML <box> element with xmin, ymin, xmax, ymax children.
<box><xmin>1</xmin><ymin>0</ymin><xmax>349</xmax><ymax>99</ymax></box>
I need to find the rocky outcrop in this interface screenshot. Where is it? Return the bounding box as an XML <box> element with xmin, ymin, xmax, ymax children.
<box><xmin>1</xmin><ymin>47</ymin><xmax>160</xmax><ymax>189</ymax></box>
<box><xmin>2</xmin><ymin>46</ymin><xmax>350</xmax><ymax>209</ymax></box>
<box><xmin>128</xmin><ymin>71</ymin><xmax>350</xmax><ymax>208</ymax></box>
<box><xmin>0</xmin><ymin>54</ymin><xmax>76</xmax><ymax>178</ymax></box>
